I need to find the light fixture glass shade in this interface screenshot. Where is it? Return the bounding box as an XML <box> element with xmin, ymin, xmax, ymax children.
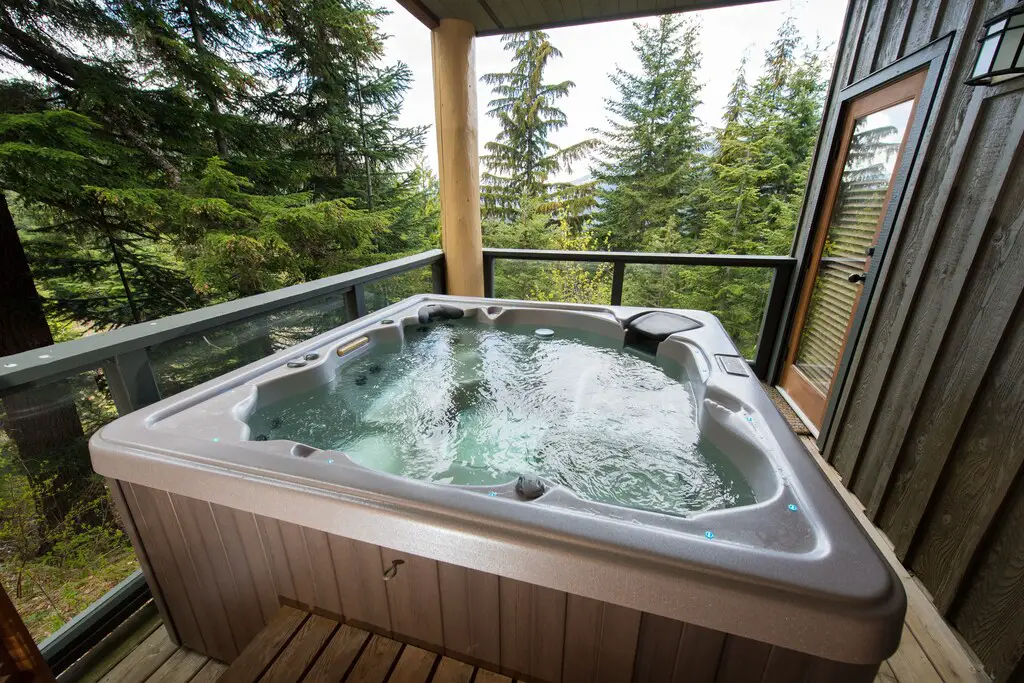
<box><xmin>966</xmin><ymin>3</ymin><xmax>1024</xmax><ymax>85</ymax></box>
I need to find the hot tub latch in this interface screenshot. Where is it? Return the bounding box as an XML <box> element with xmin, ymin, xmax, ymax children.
<box><xmin>383</xmin><ymin>559</ymin><xmax>405</xmax><ymax>581</ymax></box>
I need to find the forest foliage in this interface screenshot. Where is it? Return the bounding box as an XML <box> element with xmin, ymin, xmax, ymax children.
<box><xmin>0</xmin><ymin>1</ymin><xmax>827</xmax><ymax>641</ymax></box>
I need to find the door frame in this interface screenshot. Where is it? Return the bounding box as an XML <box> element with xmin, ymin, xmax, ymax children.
<box><xmin>780</xmin><ymin>69</ymin><xmax>927</xmax><ymax>431</ymax></box>
<box><xmin>769</xmin><ymin>34</ymin><xmax>954</xmax><ymax>449</ymax></box>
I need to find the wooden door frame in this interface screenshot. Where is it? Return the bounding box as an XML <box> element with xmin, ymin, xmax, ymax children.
<box><xmin>769</xmin><ymin>35</ymin><xmax>954</xmax><ymax>448</ymax></box>
<box><xmin>780</xmin><ymin>69</ymin><xmax>928</xmax><ymax>430</ymax></box>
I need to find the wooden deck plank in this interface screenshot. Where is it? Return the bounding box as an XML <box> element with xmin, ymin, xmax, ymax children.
<box><xmin>386</xmin><ymin>645</ymin><xmax>438</xmax><ymax>683</ymax></box>
<box><xmin>189</xmin><ymin>659</ymin><xmax>228</xmax><ymax>683</ymax></box>
<box><xmin>218</xmin><ymin>606</ymin><xmax>307</xmax><ymax>683</ymax></box>
<box><xmin>875</xmin><ymin>661</ymin><xmax>899</xmax><ymax>682</ymax></box>
<box><xmin>430</xmin><ymin>657</ymin><xmax>474</xmax><ymax>683</ymax></box>
<box><xmin>799</xmin><ymin>436</ymin><xmax>989</xmax><ymax>683</ymax></box>
<box><xmin>472</xmin><ymin>670</ymin><xmax>512</xmax><ymax>683</ymax></box>
<box><xmin>303</xmin><ymin>625</ymin><xmax>371</xmax><ymax>683</ymax></box>
<box><xmin>145</xmin><ymin>648</ymin><xmax>209</xmax><ymax>683</ymax></box>
<box><xmin>98</xmin><ymin>626</ymin><xmax>177</xmax><ymax>683</ymax></box>
<box><xmin>261</xmin><ymin>614</ymin><xmax>338</xmax><ymax>683</ymax></box>
<box><xmin>344</xmin><ymin>634</ymin><xmax>402</xmax><ymax>683</ymax></box>
<box><xmin>887</xmin><ymin>624</ymin><xmax>941</xmax><ymax>683</ymax></box>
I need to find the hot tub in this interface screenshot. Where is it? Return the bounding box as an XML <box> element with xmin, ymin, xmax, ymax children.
<box><xmin>90</xmin><ymin>295</ymin><xmax>904</xmax><ymax>682</ymax></box>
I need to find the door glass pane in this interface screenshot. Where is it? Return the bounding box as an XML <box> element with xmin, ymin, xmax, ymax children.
<box><xmin>794</xmin><ymin>99</ymin><xmax>915</xmax><ymax>395</ymax></box>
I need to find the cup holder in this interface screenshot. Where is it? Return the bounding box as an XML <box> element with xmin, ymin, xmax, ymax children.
<box><xmin>486</xmin><ymin>306</ymin><xmax>503</xmax><ymax>316</ymax></box>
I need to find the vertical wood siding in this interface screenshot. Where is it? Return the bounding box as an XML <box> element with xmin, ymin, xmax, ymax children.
<box><xmin>120</xmin><ymin>483</ymin><xmax>876</xmax><ymax>683</ymax></box>
<box><xmin>807</xmin><ymin>0</ymin><xmax>1024</xmax><ymax>679</ymax></box>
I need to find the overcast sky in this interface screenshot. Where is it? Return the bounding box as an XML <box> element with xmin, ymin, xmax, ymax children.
<box><xmin>380</xmin><ymin>0</ymin><xmax>848</xmax><ymax>178</ymax></box>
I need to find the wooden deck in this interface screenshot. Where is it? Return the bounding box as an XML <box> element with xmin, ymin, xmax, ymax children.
<box><xmin>78</xmin><ymin>437</ymin><xmax>991</xmax><ymax>683</ymax></box>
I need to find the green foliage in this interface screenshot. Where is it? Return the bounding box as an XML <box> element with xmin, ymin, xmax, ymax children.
<box><xmin>481</xmin><ymin>31</ymin><xmax>597</xmax><ymax>224</ymax></box>
<box><xmin>593</xmin><ymin>16</ymin><xmax>706</xmax><ymax>249</ymax></box>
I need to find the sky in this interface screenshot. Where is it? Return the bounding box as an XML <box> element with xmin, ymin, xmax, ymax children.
<box><xmin>379</xmin><ymin>0</ymin><xmax>848</xmax><ymax>178</ymax></box>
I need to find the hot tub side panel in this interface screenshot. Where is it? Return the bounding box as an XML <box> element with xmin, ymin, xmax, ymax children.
<box><xmin>113</xmin><ymin>481</ymin><xmax>879</xmax><ymax>683</ymax></box>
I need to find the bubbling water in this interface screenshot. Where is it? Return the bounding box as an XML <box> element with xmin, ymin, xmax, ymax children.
<box><xmin>247</xmin><ymin>320</ymin><xmax>755</xmax><ymax>516</ymax></box>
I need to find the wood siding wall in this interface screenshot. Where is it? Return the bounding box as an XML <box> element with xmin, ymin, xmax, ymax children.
<box><xmin>804</xmin><ymin>1</ymin><xmax>1024</xmax><ymax>680</ymax></box>
<box><xmin>113</xmin><ymin>481</ymin><xmax>877</xmax><ymax>683</ymax></box>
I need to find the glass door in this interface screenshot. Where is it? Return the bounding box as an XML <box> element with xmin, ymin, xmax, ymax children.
<box><xmin>780</xmin><ymin>70</ymin><xmax>926</xmax><ymax>431</ymax></box>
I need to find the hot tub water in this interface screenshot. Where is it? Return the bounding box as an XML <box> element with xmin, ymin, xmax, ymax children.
<box><xmin>247</xmin><ymin>320</ymin><xmax>755</xmax><ymax>516</ymax></box>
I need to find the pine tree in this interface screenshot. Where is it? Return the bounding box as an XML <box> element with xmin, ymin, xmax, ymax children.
<box><xmin>268</xmin><ymin>0</ymin><xmax>427</xmax><ymax>208</ymax></box>
<box><xmin>592</xmin><ymin>16</ymin><xmax>705</xmax><ymax>251</ymax></box>
<box><xmin>480</xmin><ymin>31</ymin><xmax>597</xmax><ymax>224</ymax></box>
<box><xmin>686</xmin><ymin>19</ymin><xmax>827</xmax><ymax>354</ymax></box>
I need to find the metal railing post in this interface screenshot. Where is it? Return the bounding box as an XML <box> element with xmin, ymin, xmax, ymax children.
<box><xmin>103</xmin><ymin>349</ymin><xmax>162</xmax><ymax>414</ymax></box>
<box><xmin>483</xmin><ymin>254</ymin><xmax>495</xmax><ymax>298</ymax></box>
<box><xmin>753</xmin><ymin>263</ymin><xmax>794</xmax><ymax>381</ymax></box>
<box><xmin>345</xmin><ymin>284</ymin><xmax>368</xmax><ymax>320</ymax></box>
<box><xmin>431</xmin><ymin>259</ymin><xmax>447</xmax><ymax>294</ymax></box>
<box><xmin>610</xmin><ymin>261</ymin><xmax>625</xmax><ymax>306</ymax></box>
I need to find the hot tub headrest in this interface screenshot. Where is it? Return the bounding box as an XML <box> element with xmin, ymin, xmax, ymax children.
<box><xmin>418</xmin><ymin>304</ymin><xmax>466</xmax><ymax>324</ymax></box>
<box><xmin>626</xmin><ymin>311</ymin><xmax>702</xmax><ymax>342</ymax></box>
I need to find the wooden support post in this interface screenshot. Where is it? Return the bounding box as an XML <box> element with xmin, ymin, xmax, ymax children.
<box><xmin>432</xmin><ymin>18</ymin><xmax>483</xmax><ymax>297</ymax></box>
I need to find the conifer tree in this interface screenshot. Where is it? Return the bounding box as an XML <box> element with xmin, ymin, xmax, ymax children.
<box><xmin>481</xmin><ymin>31</ymin><xmax>597</xmax><ymax>224</ymax></box>
<box><xmin>592</xmin><ymin>16</ymin><xmax>705</xmax><ymax>250</ymax></box>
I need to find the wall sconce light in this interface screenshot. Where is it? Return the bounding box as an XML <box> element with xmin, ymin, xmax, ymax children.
<box><xmin>966</xmin><ymin>3</ymin><xmax>1024</xmax><ymax>85</ymax></box>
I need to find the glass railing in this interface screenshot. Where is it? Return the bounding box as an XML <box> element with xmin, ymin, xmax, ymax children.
<box><xmin>482</xmin><ymin>248</ymin><xmax>796</xmax><ymax>378</ymax></box>
<box><xmin>0</xmin><ymin>250</ymin><xmax>444</xmax><ymax>675</ymax></box>
<box><xmin>0</xmin><ymin>245</ymin><xmax>796</xmax><ymax>674</ymax></box>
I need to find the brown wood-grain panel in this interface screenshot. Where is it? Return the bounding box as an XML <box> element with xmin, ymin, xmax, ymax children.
<box><xmin>143</xmin><ymin>491</ymin><xmax>237</xmax><ymax>662</ymax></box>
<box><xmin>329</xmin><ymin>535</ymin><xmax>391</xmax><ymax>633</ymax></box>
<box><xmin>303</xmin><ymin>527</ymin><xmax>343</xmax><ymax>616</ymax></box>
<box><xmin>119</xmin><ymin>485</ymin><xmax>203</xmax><ymax>651</ymax></box>
<box><xmin>437</xmin><ymin>563</ymin><xmax>500</xmax><ymax>664</ymax></box>
<box><xmin>905</xmin><ymin>240</ymin><xmax>1024</xmax><ymax>612</ymax></box>
<box><xmin>303</xmin><ymin>625</ymin><xmax>370</xmax><ymax>683</ymax></box>
<box><xmin>277</xmin><ymin>520</ymin><xmax>318</xmax><ymax>608</ymax></box>
<box><xmin>498</xmin><ymin>577</ymin><xmax>567</xmax><ymax>682</ymax></box>
<box><xmin>210</xmin><ymin>503</ymin><xmax>277</xmax><ymax>628</ymax></box>
<box><xmin>124</xmin><ymin>485</ymin><xmax>206</xmax><ymax>653</ymax></box>
<box><xmin>873</xmin><ymin>0</ymin><xmax>913</xmax><ymax>70</ymax></box>
<box><xmin>256</xmin><ymin>516</ymin><xmax>298</xmax><ymax>604</ymax></box>
<box><xmin>852</xmin><ymin>0</ymin><xmax>887</xmax><ymax>82</ymax></box>
<box><xmin>261</xmin><ymin>614</ymin><xmax>337</xmax><ymax>683</ymax></box>
<box><xmin>674</xmin><ymin>623</ymin><xmax>726</xmax><ymax>683</ymax></box>
<box><xmin>951</xmin><ymin>471</ymin><xmax>1024</xmax><ymax>682</ymax></box>
<box><xmin>561</xmin><ymin>595</ymin><xmax>641</xmax><ymax>683</ymax></box>
<box><xmin>631</xmin><ymin>613</ymin><xmax>682</xmax><ymax>683</ymax></box>
<box><xmin>106</xmin><ymin>479</ymin><xmax>179</xmax><ymax>646</ymax></box>
<box><xmin>380</xmin><ymin>548</ymin><xmax>444</xmax><ymax>648</ymax></box>
<box><xmin>714</xmin><ymin>635</ymin><xmax>771</xmax><ymax>683</ymax></box>
<box><xmin>218</xmin><ymin>606</ymin><xmax>306</xmax><ymax>683</ymax></box>
<box><xmin>759</xmin><ymin>647</ymin><xmax>812</xmax><ymax>683</ymax></box>
<box><xmin>170</xmin><ymin>494</ymin><xmax>258</xmax><ymax>653</ymax></box>
<box><xmin>873</xmin><ymin>92</ymin><xmax>1024</xmax><ymax>546</ymax></box>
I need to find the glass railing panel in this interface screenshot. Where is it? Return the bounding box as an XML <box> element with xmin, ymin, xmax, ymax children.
<box><xmin>493</xmin><ymin>260</ymin><xmax>613</xmax><ymax>305</ymax></box>
<box><xmin>149</xmin><ymin>291</ymin><xmax>352</xmax><ymax>397</ymax></box>
<box><xmin>0</xmin><ymin>372</ymin><xmax>136</xmax><ymax>642</ymax></box>
<box><xmin>364</xmin><ymin>265</ymin><xmax>434</xmax><ymax>313</ymax></box>
<box><xmin>622</xmin><ymin>264</ymin><xmax>773</xmax><ymax>359</ymax></box>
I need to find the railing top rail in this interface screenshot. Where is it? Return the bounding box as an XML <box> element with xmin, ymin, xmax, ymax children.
<box><xmin>482</xmin><ymin>248</ymin><xmax>796</xmax><ymax>268</ymax></box>
<box><xmin>0</xmin><ymin>249</ymin><xmax>443</xmax><ymax>393</ymax></box>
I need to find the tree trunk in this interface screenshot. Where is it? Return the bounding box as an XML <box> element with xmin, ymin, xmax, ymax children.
<box><xmin>0</xmin><ymin>193</ymin><xmax>90</xmax><ymax>545</ymax></box>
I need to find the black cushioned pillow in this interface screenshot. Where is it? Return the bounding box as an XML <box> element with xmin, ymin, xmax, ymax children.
<box><xmin>627</xmin><ymin>311</ymin><xmax>702</xmax><ymax>341</ymax></box>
